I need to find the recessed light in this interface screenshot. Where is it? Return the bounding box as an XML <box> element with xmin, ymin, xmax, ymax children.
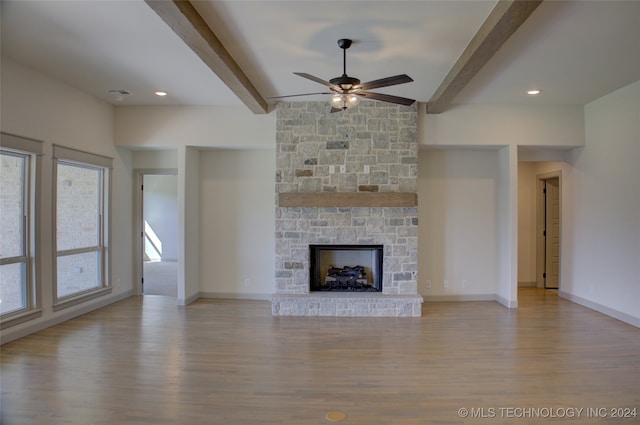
<box><xmin>155</xmin><ymin>91</ymin><xmax>168</xmax><ymax>97</ymax></box>
<box><xmin>527</xmin><ymin>89</ymin><xmax>541</xmax><ymax>95</ymax></box>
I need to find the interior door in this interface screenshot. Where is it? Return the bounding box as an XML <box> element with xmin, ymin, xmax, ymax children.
<box><xmin>544</xmin><ymin>177</ymin><xmax>560</xmax><ymax>289</ymax></box>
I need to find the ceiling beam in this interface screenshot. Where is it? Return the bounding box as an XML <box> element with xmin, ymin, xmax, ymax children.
<box><xmin>426</xmin><ymin>0</ymin><xmax>543</xmax><ymax>114</ymax></box>
<box><xmin>145</xmin><ymin>0</ymin><xmax>269</xmax><ymax>114</ymax></box>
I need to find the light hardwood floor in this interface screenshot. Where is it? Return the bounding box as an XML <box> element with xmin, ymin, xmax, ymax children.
<box><xmin>2</xmin><ymin>288</ymin><xmax>639</xmax><ymax>424</ymax></box>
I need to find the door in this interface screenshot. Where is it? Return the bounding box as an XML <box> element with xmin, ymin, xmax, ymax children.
<box><xmin>543</xmin><ymin>177</ymin><xmax>560</xmax><ymax>289</ymax></box>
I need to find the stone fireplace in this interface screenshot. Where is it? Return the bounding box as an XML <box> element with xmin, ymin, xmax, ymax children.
<box><xmin>271</xmin><ymin>101</ymin><xmax>423</xmax><ymax>317</ymax></box>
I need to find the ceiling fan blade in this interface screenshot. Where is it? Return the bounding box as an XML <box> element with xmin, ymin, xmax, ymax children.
<box><xmin>267</xmin><ymin>92</ymin><xmax>332</xmax><ymax>99</ymax></box>
<box><xmin>294</xmin><ymin>72</ymin><xmax>340</xmax><ymax>91</ymax></box>
<box><xmin>330</xmin><ymin>107</ymin><xmax>344</xmax><ymax>114</ymax></box>
<box><xmin>357</xmin><ymin>91</ymin><xmax>416</xmax><ymax>106</ymax></box>
<box><xmin>358</xmin><ymin>74</ymin><xmax>413</xmax><ymax>91</ymax></box>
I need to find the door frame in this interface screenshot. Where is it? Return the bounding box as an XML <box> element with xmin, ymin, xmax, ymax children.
<box><xmin>134</xmin><ymin>168</ymin><xmax>178</xmax><ymax>295</ymax></box>
<box><xmin>536</xmin><ymin>171</ymin><xmax>562</xmax><ymax>289</ymax></box>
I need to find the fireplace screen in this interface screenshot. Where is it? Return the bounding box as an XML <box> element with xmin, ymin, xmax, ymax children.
<box><xmin>309</xmin><ymin>245</ymin><xmax>383</xmax><ymax>292</ymax></box>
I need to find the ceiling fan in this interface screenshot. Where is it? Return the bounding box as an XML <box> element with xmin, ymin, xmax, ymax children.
<box><xmin>269</xmin><ymin>39</ymin><xmax>416</xmax><ymax>112</ymax></box>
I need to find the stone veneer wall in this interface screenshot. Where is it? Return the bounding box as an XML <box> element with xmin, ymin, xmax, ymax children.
<box><xmin>273</xmin><ymin>101</ymin><xmax>422</xmax><ymax>316</ymax></box>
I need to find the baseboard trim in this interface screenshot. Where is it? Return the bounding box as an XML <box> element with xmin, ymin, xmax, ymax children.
<box><xmin>496</xmin><ymin>294</ymin><xmax>518</xmax><ymax>308</ymax></box>
<box><xmin>518</xmin><ymin>281</ymin><xmax>537</xmax><ymax>287</ymax></box>
<box><xmin>178</xmin><ymin>292</ymin><xmax>200</xmax><ymax>306</ymax></box>
<box><xmin>200</xmin><ymin>292</ymin><xmax>272</xmax><ymax>301</ymax></box>
<box><xmin>1</xmin><ymin>290</ymin><xmax>133</xmax><ymax>345</ymax></box>
<box><xmin>422</xmin><ymin>294</ymin><xmax>518</xmax><ymax>308</ymax></box>
<box><xmin>422</xmin><ymin>294</ymin><xmax>497</xmax><ymax>302</ymax></box>
<box><xmin>422</xmin><ymin>293</ymin><xmax>517</xmax><ymax>308</ymax></box>
<box><xmin>559</xmin><ymin>291</ymin><xmax>640</xmax><ymax>328</ymax></box>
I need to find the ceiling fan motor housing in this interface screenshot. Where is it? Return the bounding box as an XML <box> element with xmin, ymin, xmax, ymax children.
<box><xmin>330</xmin><ymin>76</ymin><xmax>361</xmax><ymax>91</ymax></box>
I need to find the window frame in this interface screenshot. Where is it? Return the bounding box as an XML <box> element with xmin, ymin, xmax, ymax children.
<box><xmin>0</xmin><ymin>133</ymin><xmax>42</xmax><ymax>328</ymax></box>
<box><xmin>52</xmin><ymin>145</ymin><xmax>112</xmax><ymax>310</ymax></box>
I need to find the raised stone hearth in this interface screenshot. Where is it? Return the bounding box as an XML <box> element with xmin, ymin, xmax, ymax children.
<box><xmin>273</xmin><ymin>101</ymin><xmax>422</xmax><ymax>317</ymax></box>
<box><xmin>271</xmin><ymin>293</ymin><xmax>422</xmax><ymax>317</ymax></box>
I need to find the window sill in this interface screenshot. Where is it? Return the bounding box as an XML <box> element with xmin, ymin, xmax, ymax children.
<box><xmin>0</xmin><ymin>309</ymin><xmax>43</xmax><ymax>330</ymax></box>
<box><xmin>53</xmin><ymin>287</ymin><xmax>113</xmax><ymax>312</ymax></box>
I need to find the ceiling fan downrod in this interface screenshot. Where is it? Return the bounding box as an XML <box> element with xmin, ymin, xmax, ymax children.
<box><xmin>337</xmin><ymin>38</ymin><xmax>352</xmax><ymax>76</ymax></box>
<box><xmin>331</xmin><ymin>39</ymin><xmax>360</xmax><ymax>90</ymax></box>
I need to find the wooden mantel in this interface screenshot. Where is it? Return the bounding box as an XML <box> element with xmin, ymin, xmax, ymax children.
<box><xmin>278</xmin><ymin>192</ymin><xmax>417</xmax><ymax>208</ymax></box>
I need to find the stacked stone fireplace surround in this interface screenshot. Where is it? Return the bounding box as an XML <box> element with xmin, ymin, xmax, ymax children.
<box><xmin>271</xmin><ymin>101</ymin><xmax>423</xmax><ymax>317</ymax></box>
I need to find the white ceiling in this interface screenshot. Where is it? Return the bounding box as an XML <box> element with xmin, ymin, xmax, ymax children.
<box><xmin>2</xmin><ymin>0</ymin><xmax>639</xmax><ymax>110</ymax></box>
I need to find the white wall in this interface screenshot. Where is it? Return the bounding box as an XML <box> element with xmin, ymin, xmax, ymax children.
<box><xmin>418</xmin><ymin>103</ymin><xmax>585</xmax><ymax>148</ymax></box>
<box><xmin>115</xmin><ymin>106</ymin><xmax>276</xmax><ymax>149</ymax></box>
<box><xmin>133</xmin><ymin>150</ymin><xmax>178</xmax><ymax>169</ymax></box>
<box><xmin>418</xmin><ymin>149</ymin><xmax>499</xmax><ymax>300</ymax></box>
<box><xmin>417</xmin><ymin>102</ymin><xmax>585</xmax><ymax>308</ymax></box>
<box><xmin>198</xmin><ymin>149</ymin><xmax>275</xmax><ymax>299</ymax></box>
<box><xmin>495</xmin><ymin>145</ymin><xmax>518</xmax><ymax>307</ymax></box>
<box><xmin>517</xmin><ymin>162</ymin><xmax>537</xmax><ymax>284</ymax></box>
<box><xmin>0</xmin><ymin>58</ymin><xmax>134</xmax><ymax>342</ymax></box>
<box><xmin>561</xmin><ymin>81</ymin><xmax>640</xmax><ymax>326</ymax></box>
<box><xmin>177</xmin><ymin>146</ymin><xmax>200</xmax><ymax>305</ymax></box>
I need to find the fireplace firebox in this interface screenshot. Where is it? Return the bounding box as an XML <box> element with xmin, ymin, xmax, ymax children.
<box><xmin>310</xmin><ymin>245</ymin><xmax>383</xmax><ymax>292</ymax></box>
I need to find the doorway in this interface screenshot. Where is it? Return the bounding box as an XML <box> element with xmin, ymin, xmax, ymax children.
<box><xmin>537</xmin><ymin>173</ymin><xmax>561</xmax><ymax>289</ymax></box>
<box><xmin>138</xmin><ymin>172</ymin><xmax>178</xmax><ymax>297</ymax></box>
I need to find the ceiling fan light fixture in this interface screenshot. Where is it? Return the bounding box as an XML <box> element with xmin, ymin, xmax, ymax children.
<box><xmin>330</xmin><ymin>93</ymin><xmax>360</xmax><ymax>110</ymax></box>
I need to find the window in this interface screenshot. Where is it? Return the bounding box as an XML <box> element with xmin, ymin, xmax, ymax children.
<box><xmin>1</xmin><ymin>151</ymin><xmax>30</xmax><ymax>314</ymax></box>
<box><xmin>1</xmin><ymin>133</ymin><xmax>41</xmax><ymax>326</ymax></box>
<box><xmin>54</xmin><ymin>146</ymin><xmax>112</xmax><ymax>308</ymax></box>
